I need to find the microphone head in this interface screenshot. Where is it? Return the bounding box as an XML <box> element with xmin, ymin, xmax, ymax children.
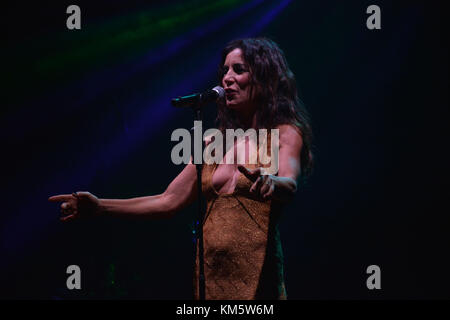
<box><xmin>212</xmin><ymin>86</ymin><xmax>225</xmax><ymax>100</ymax></box>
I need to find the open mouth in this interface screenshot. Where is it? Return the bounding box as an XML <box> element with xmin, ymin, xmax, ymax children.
<box><xmin>226</xmin><ymin>93</ymin><xmax>236</xmax><ymax>100</ymax></box>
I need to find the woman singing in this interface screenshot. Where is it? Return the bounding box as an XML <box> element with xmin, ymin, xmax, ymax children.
<box><xmin>49</xmin><ymin>37</ymin><xmax>313</xmax><ymax>300</ymax></box>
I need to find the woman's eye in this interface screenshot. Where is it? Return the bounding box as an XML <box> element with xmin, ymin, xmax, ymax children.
<box><xmin>234</xmin><ymin>65</ymin><xmax>244</xmax><ymax>73</ymax></box>
<box><xmin>222</xmin><ymin>64</ymin><xmax>246</xmax><ymax>77</ymax></box>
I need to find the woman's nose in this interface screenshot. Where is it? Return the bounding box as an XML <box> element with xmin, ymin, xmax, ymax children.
<box><xmin>223</xmin><ymin>74</ymin><xmax>234</xmax><ymax>86</ymax></box>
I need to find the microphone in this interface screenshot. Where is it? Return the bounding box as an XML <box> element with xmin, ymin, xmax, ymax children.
<box><xmin>171</xmin><ymin>86</ymin><xmax>225</xmax><ymax>108</ymax></box>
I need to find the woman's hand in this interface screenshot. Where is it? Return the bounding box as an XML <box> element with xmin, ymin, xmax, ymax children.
<box><xmin>238</xmin><ymin>165</ymin><xmax>275</xmax><ymax>200</ymax></box>
<box><xmin>48</xmin><ymin>191</ymin><xmax>100</xmax><ymax>222</ymax></box>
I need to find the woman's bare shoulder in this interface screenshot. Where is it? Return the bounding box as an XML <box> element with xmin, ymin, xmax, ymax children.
<box><xmin>275</xmin><ymin>124</ymin><xmax>303</xmax><ymax>145</ymax></box>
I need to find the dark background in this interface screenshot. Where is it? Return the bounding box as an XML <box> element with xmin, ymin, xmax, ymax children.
<box><xmin>2</xmin><ymin>0</ymin><xmax>448</xmax><ymax>299</ymax></box>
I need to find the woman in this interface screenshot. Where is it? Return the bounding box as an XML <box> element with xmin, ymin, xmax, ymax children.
<box><xmin>49</xmin><ymin>38</ymin><xmax>313</xmax><ymax>300</ymax></box>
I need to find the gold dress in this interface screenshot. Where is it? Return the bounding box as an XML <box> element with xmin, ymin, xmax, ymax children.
<box><xmin>194</xmin><ymin>162</ymin><xmax>287</xmax><ymax>300</ymax></box>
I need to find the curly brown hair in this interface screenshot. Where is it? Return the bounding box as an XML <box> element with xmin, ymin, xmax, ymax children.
<box><xmin>216</xmin><ymin>37</ymin><xmax>313</xmax><ymax>178</ymax></box>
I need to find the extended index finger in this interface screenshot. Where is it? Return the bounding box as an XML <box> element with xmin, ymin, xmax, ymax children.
<box><xmin>48</xmin><ymin>194</ymin><xmax>73</xmax><ymax>202</ymax></box>
<box><xmin>238</xmin><ymin>165</ymin><xmax>262</xmax><ymax>182</ymax></box>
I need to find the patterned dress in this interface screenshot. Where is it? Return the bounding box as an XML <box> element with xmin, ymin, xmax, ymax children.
<box><xmin>194</xmin><ymin>161</ymin><xmax>287</xmax><ymax>300</ymax></box>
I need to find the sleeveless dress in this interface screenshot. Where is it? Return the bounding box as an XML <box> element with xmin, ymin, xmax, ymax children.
<box><xmin>193</xmin><ymin>161</ymin><xmax>287</xmax><ymax>300</ymax></box>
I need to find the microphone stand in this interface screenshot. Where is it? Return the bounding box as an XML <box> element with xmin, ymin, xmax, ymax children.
<box><xmin>192</xmin><ymin>106</ymin><xmax>206</xmax><ymax>301</ymax></box>
<box><xmin>172</xmin><ymin>88</ymin><xmax>224</xmax><ymax>300</ymax></box>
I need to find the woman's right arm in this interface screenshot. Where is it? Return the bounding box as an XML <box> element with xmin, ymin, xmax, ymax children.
<box><xmin>49</xmin><ymin>163</ymin><xmax>198</xmax><ymax>222</ymax></box>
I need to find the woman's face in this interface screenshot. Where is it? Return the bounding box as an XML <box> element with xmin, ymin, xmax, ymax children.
<box><xmin>222</xmin><ymin>48</ymin><xmax>253</xmax><ymax>111</ymax></box>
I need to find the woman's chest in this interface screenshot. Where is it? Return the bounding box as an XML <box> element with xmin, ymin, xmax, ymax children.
<box><xmin>211</xmin><ymin>139</ymin><xmax>257</xmax><ymax>194</ymax></box>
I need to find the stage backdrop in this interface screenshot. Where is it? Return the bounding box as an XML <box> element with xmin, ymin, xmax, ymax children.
<box><xmin>2</xmin><ymin>0</ymin><xmax>448</xmax><ymax>299</ymax></box>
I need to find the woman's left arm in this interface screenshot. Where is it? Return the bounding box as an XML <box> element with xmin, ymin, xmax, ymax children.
<box><xmin>238</xmin><ymin>124</ymin><xmax>303</xmax><ymax>202</ymax></box>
